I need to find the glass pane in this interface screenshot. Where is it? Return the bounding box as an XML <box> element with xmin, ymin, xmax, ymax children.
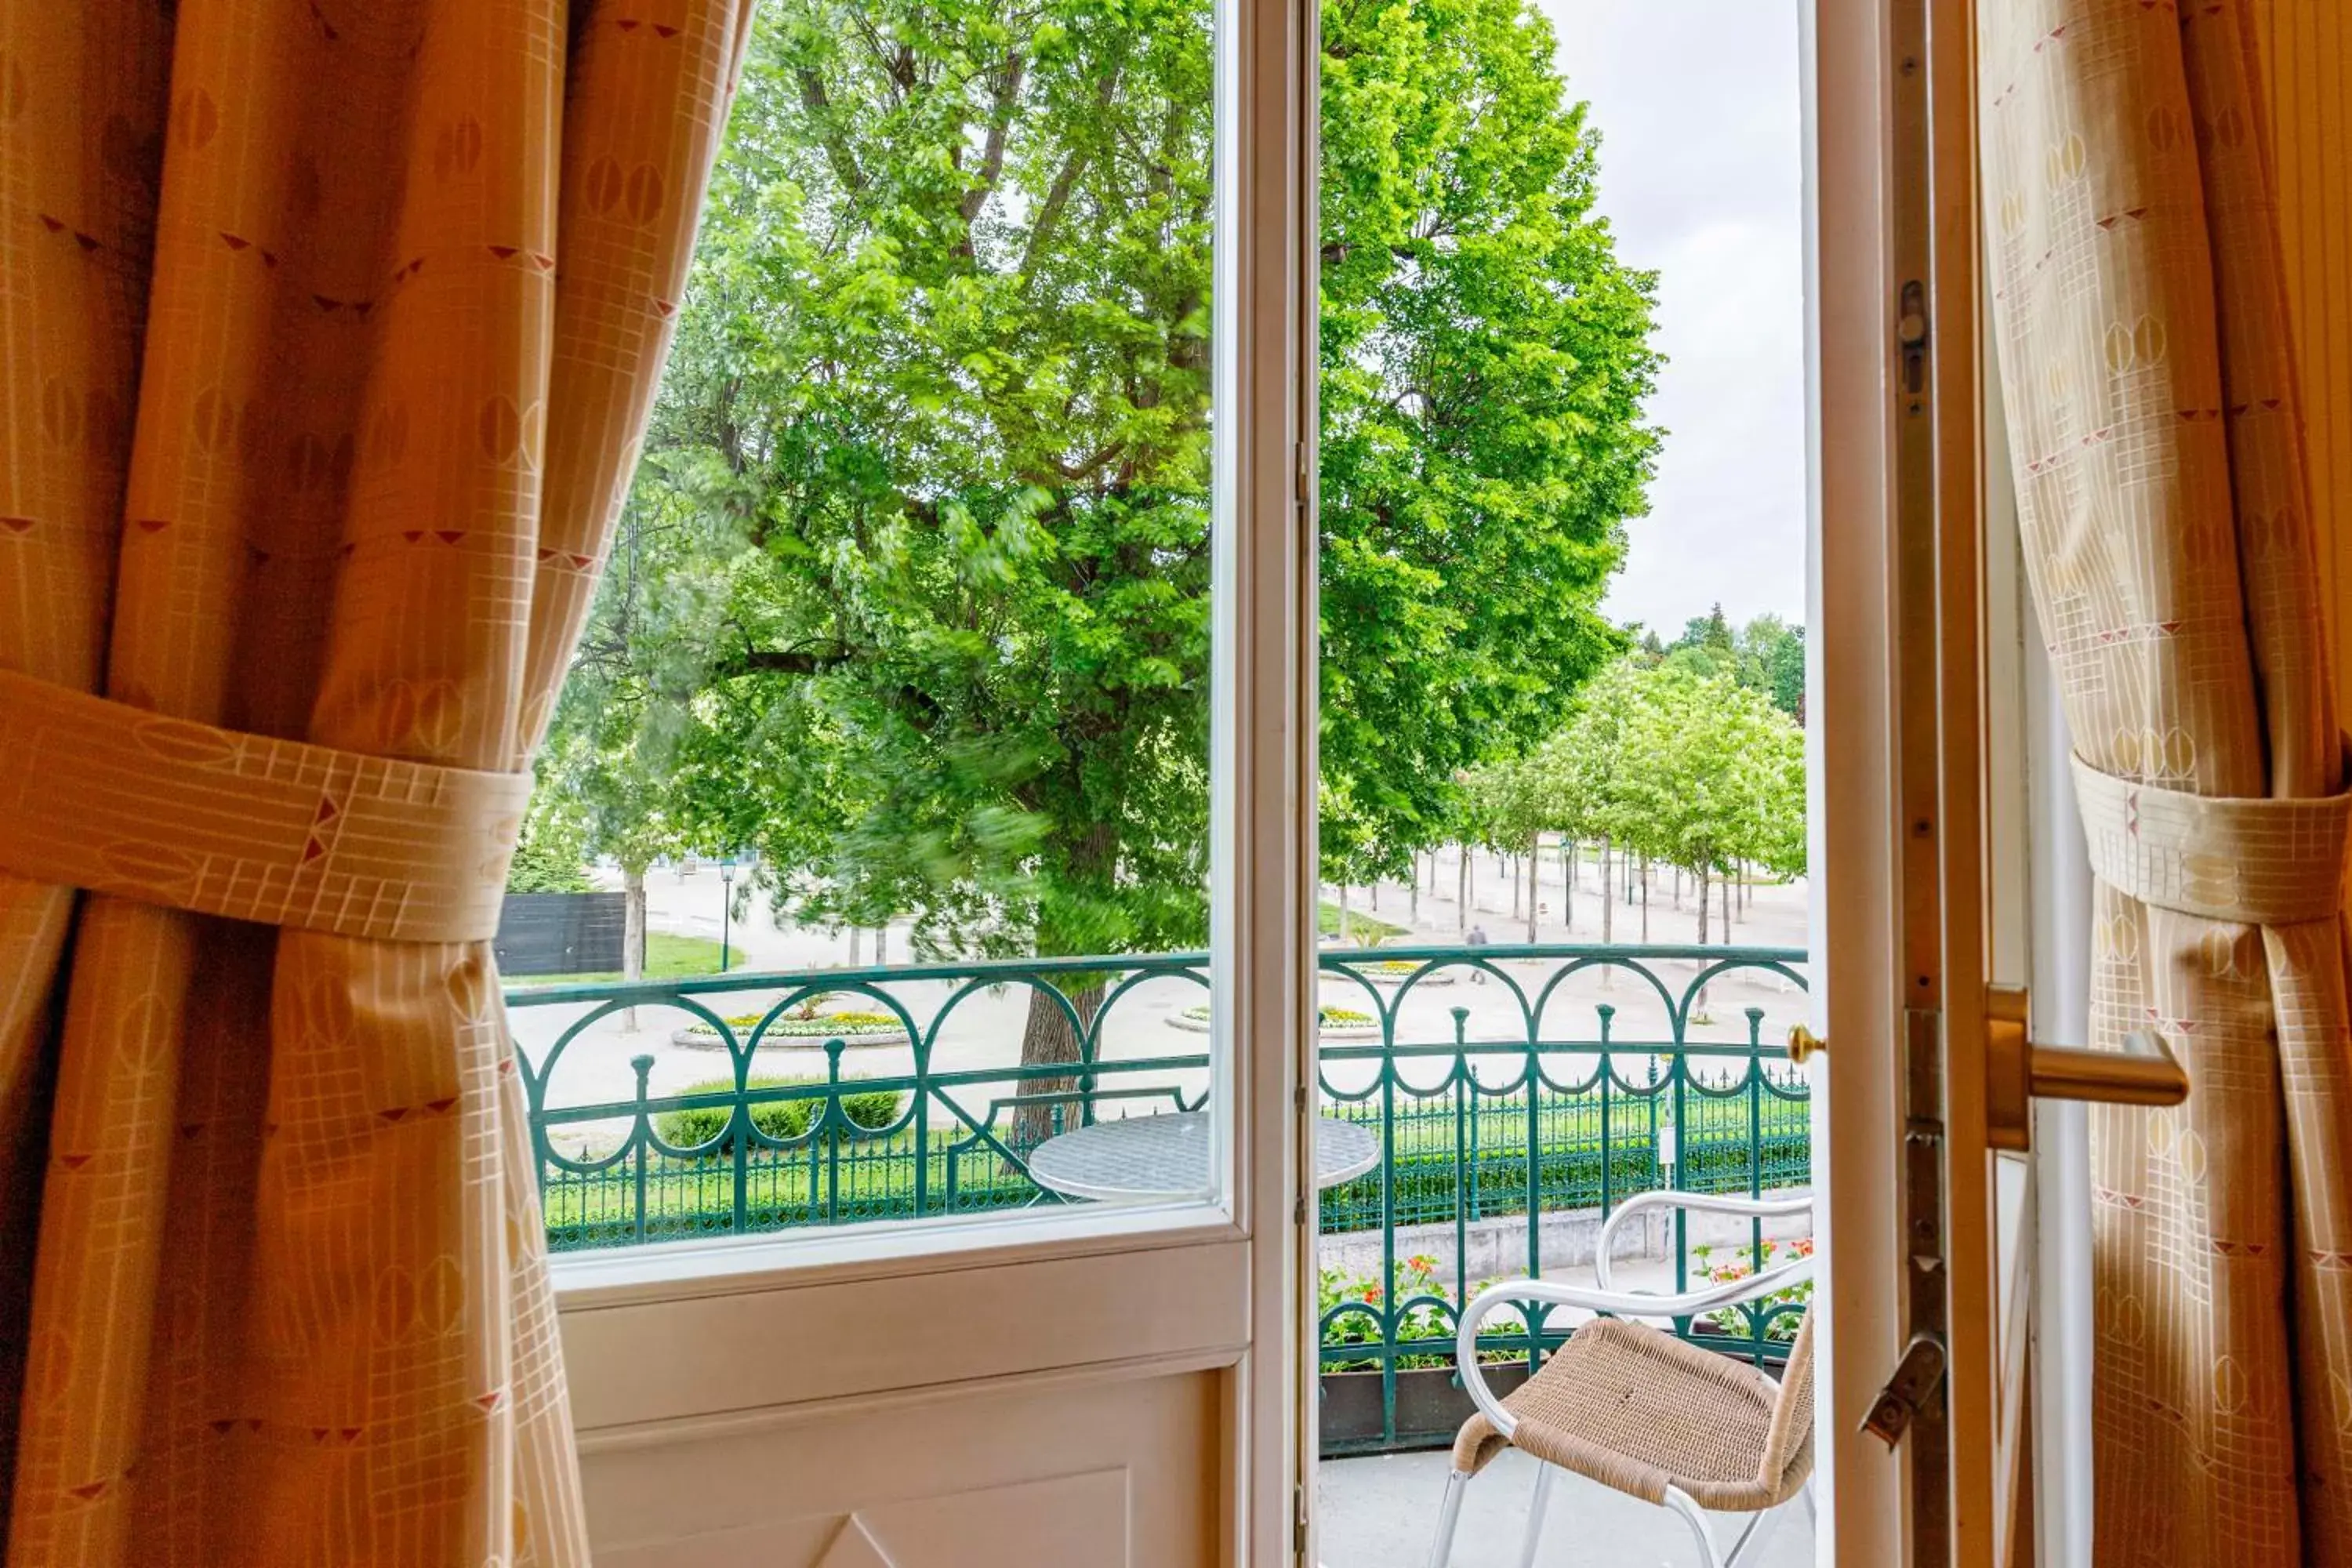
<box><xmin>507</xmin><ymin>0</ymin><xmax>1226</xmax><ymax>1253</ymax></box>
<box><xmin>1310</xmin><ymin>0</ymin><xmax>1817</xmax><ymax>1486</ymax></box>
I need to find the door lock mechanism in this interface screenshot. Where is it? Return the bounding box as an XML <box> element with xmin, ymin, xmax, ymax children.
<box><xmin>1860</xmin><ymin>1333</ymin><xmax>1948</xmax><ymax>1449</ymax></box>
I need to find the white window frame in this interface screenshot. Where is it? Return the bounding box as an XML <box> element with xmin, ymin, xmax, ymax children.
<box><xmin>550</xmin><ymin>0</ymin><xmax>1317</xmax><ymax>1555</ymax></box>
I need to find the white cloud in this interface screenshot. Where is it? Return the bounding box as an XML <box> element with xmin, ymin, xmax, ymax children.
<box><xmin>1534</xmin><ymin>0</ymin><xmax>1806</xmax><ymax>633</ymax></box>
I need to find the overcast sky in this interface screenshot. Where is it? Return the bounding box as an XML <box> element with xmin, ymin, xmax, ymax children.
<box><xmin>1536</xmin><ymin>1</ymin><xmax>1806</xmax><ymax>637</ymax></box>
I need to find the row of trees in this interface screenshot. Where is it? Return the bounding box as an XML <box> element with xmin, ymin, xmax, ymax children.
<box><xmin>1453</xmin><ymin>656</ymin><xmax>1805</xmax><ymax>944</ymax></box>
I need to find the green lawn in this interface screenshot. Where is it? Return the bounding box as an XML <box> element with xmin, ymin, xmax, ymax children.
<box><xmin>1318</xmin><ymin>900</ymin><xmax>1407</xmax><ymax>945</ymax></box>
<box><xmin>512</xmin><ymin>931</ymin><xmax>741</xmax><ymax>987</ymax></box>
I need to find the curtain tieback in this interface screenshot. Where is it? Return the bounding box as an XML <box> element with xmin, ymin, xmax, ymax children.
<box><xmin>2071</xmin><ymin>750</ymin><xmax>2352</xmax><ymax>927</ymax></box>
<box><xmin>0</xmin><ymin>668</ymin><xmax>527</xmax><ymax>943</ymax></box>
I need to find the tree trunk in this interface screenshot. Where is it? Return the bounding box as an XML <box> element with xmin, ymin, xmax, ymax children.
<box><xmin>877</xmin><ymin>924</ymin><xmax>889</xmax><ymax>964</ymax></box>
<box><xmin>1409</xmin><ymin>867</ymin><xmax>1419</xmax><ymax>925</ymax></box>
<box><xmin>1509</xmin><ymin>855</ymin><xmax>1520</xmax><ymax>920</ymax></box>
<box><xmin>1721</xmin><ymin>871</ymin><xmax>1733</xmax><ymax>939</ymax></box>
<box><xmin>1672</xmin><ymin>865</ymin><xmax>1682</xmax><ymax>907</ymax></box>
<box><xmin>1525</xmin><ymin>829</ymin><xmax>1539</xmax><ymax>944</ymax></box>
<box><xmin>1599</xmin><ymin>837</ymin><xmax>1613</xmax><ymax>946</ymax></box>
<box><xmin>1014</xmin><ymin>823</ymin><xmax>1120</xmax><ymax>1148</ymax></box>
<box><xmin>848</xmin><ymin>925</ymin><xmax>863</xmax><ymax>966</ymax></box>
<box><xmin>1370</xmin><ymin>880</ymin><xmax>1380</xmax><ymax>913</ymax></box>
<box><xmin>1639</xmin><ymin>855</ymin><xmax>1650</xmax><ymax>941</ymax></box>
<box><xmin>1697</xmin><ymin>862</ymin><xmax>1711</xmax><ymax>944</ymax></box>
<box><xmin>1563</xmin><ymin>840</ymin><xmax>1574</xmax><ymax>929</ymax></box>
<box><xmin>1012</xmin><ymin>975</ymin><xmax>1109</xmax><ymax>1151</ymax></box>
<box><xmin>1457</xmin><ymin>844</ymin><xmax>1471</xmax><ymax>932</ymax></box>
<box><xmin>621</xmin><ymin>862</ymin><xmax>648</xmax><ymax>1031</ymax></box>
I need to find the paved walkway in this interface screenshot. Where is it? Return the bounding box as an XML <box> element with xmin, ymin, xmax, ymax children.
<box><xmin>1319</xmin><ymin>1446</ymin><xmax>1813</xmax><ymax>1567</ymax></box>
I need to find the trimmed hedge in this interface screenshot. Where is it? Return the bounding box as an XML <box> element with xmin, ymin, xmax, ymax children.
<box><xmin>652</xmin><ymin>1076</ymin><xmax>904</xmax><ymax>1151</ymax></box>
<box><xmin>1322</xmin><ymin>1131</ymin><xmax>1812</xmax><ymax>1233</ymax></box>
<box><xmin>545</xmin><ymin>1080</ymin><xmax>1811</xmax><ymax>1250</ymax></box>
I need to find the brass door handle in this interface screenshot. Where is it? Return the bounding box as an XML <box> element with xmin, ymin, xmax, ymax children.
<box><xmin>1787</xmin><ymin>1023</ymin><xmax>1828</xmax><ymax>1065</ymax></box>
<box><xmin>1986</xmin><ymin>985</ymin><xmax>2188</xmax><ymax>1151</ymax></box>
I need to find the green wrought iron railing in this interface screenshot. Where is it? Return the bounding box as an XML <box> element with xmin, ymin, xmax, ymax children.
<box><xmin>508</xmin><ymin>942</ymin><xmax>1810</xmax><ymax>1453</ymax></box>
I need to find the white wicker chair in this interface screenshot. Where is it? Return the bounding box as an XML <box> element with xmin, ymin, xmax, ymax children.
<box><xmin>1426</xmin><ymin>1191</ymin><xmax>1817</xmax><ymax>1568</ymax></box>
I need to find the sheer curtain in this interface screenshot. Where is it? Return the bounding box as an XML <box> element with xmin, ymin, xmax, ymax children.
<box><xmin>0</xmin><ymin>4</ymin><xmax>752</xmax><ymax>1562</ymax></box>
<box><xmin>1980</xmin><ymin>2</ymin><xmax>2352</xmax><ymax>1562</ymax></box>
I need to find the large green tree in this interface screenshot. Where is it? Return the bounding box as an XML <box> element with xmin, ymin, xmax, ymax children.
<box><xmin>1316</xmin><ymin>0</ymin><xmax>1660</xmax><ymax>873</ymax></box>
<box><xmin>566</xmin><ymin>0</ymin><xmax>1659</xmax><ymax>1091</ymax></box>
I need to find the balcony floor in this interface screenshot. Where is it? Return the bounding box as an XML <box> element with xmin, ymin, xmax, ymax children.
<box><xmin>1318</xmin><ymin>1448</ymin><xmax>1813</xmax><ymax>1567</ymax></box>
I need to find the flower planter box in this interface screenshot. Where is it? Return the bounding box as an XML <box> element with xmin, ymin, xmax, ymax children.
<box><xmin>1318</xmin><ymin>1361</ymin><xmax>1532</xmax><ymax>1450</ymax></box>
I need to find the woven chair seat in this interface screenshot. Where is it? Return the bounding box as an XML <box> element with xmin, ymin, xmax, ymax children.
<box><xmin>1450</xmin><ymin>1315</ymin><xmax>1815</xmax><ymax>1513</ymax></box>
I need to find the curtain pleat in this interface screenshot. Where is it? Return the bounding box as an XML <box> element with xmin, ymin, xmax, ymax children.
<box><xmin>0</xmin><ymin>3</ymin><xmax>754</xmax><ymax>1563</ymax></box>
<box><xmin>1980</xmin><ymin>2</ymin><xmax>2352</xmax><ymax>1562</ymax></box>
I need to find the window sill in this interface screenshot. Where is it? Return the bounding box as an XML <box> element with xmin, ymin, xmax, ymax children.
<box><xmin>549</xmin><ymin>1197</ymin><xmax>1243</xmax><ymax>1312</ymax></box>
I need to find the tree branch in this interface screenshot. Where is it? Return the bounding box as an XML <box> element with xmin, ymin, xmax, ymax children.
<box><xmin>1021</xmin><ymin>65</ymin><xmax>1123</xmax><ymax>279</ymax></box>
<box><xmin>796</xmin><ymin>69</ymin><xmax>866</xmax><ymax>194</ymax></box>
<box><xmin>960</xmin><ymin>51</ymin><xmax>1026</xmax><ymax>224</ymax></box>
<box><xmin>718</xmin><ymin>641</ymin><xmax>857</xmax><ymax>678</ymax></box>
<box><xmin>1022</xmin><ymin>440</ymin><xmax>1125</xmax><ymax>485</ymax></box>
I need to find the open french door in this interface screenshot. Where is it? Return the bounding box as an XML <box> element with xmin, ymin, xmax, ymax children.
<box><xmin>1811</xmin><ymin>0</ymin><xmax>2053</xmax><ymax>1557</ymax></box>
<box><xmin>533</xmin><ymin>0</ymin><xmax>1323</xmax><ymax>1561</ymax></box>
<box><xmin>1814</xmin><ymin>3</ymin><xmax>2194</xmax><ymax>1565</ymax></box>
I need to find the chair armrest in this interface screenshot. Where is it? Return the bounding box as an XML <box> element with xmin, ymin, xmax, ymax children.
<box><xmin>1595</xmin><ymin>1189</ymin><xmax>1813</xmax><ymax>1291</ymax></box>
<box><xmin>1452</xmin><ymin>1261</ymin><xmax>1815</xmax><ymax>1443</ymax></box>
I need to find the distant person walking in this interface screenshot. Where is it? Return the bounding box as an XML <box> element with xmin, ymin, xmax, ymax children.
<box><xmin>1466</xmin><ymin>923</ymin><xmax>1488</xmax><ymax>983</ymax></box>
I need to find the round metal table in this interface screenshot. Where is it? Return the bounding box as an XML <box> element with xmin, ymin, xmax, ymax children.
<box><xmin>1028</xmin><ymin>1109</ymin><xmax>1379</xmax><ymax>1202</ymax></box>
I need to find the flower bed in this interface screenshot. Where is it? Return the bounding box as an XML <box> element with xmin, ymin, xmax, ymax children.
<box><xmin>1339</xmin><ymin>959</ymin><xmax>1457</xmax><ymax>986</ymax></box>
<box><xmin>1319</xmin><ymin>1254</ymin><xmax>1521</xmax><ymax>1373</ymax></box>
<box><xmin>1688</xmin><ymin>1236</ymin><xmax>1813</xmax><ymax>1343</ymax></box>
<box><xmin>671</xmin><ymin>1006</ymin><xmax>909</xmax><ymax>1051</ymax></box>
<box><xmin>1167</xmin><ymin>1004</ymin><xmax>1380</xmax><ymax>1040</ymax></box>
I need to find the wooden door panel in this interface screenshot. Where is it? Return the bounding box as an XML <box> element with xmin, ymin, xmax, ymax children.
<box><xmin>596</xmin><ymin>1471</ymin><xmax>1128</xmax><ymax>1568</ymax></box>
<box><xmin>582</xmin><ymin>1363</ymin><xmax>1220</xmax><ymax>1567</ymax></box>
<box><xmin>560</xmin><ymin>1237</ymin><xmax>1250</xmax><ymax>1431</ymax></box>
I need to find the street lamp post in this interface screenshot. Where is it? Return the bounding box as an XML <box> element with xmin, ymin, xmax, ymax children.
<box><xmin>719</xmin><ymin>855</ymin><xmax>736</xmax><ymax>972</ymax></box>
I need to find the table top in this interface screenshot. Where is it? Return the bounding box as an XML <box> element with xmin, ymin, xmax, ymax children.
<box><xmin>1028</xmin><ymin>1110</ymin><xmax>1380</xmax><ymax>1203</ymax></box>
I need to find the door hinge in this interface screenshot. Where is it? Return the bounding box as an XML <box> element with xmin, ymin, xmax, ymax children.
<box><xmin>1293</xmin><ymin>1483</ymin><xmax>1309</xmax><ymax>1558</ymax></box>
<box><xmin>1294</xmin><ymin>441</ymin><xmax>1311</xmax><ymax>506</ymax></box>
<box><xmin>1862</xmin><ymin>1332</ymin><xmax>1949</xmax><ymax>1448</ymax></box>
<box><xmin>1295</xmin><ymin>1086</ymin><xmax>1312</xmax><ymax>1225</ymax></box>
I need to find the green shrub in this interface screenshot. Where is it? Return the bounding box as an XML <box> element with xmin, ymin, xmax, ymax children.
<box><xmin>654</xmin><ymin>1077</ymin><xmax>905</xmax><ymax>1152</ymax></box>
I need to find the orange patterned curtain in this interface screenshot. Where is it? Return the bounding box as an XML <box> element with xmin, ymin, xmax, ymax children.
<box><xmin>0</xmin><ymin>2</ymin><xmax>753</xmax><ymax>1562</ymax></box>
<box><xmin>1980</xmin><ymin>2</ymin><xmax>2352</xmax><ymax>1563</ymax></box>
